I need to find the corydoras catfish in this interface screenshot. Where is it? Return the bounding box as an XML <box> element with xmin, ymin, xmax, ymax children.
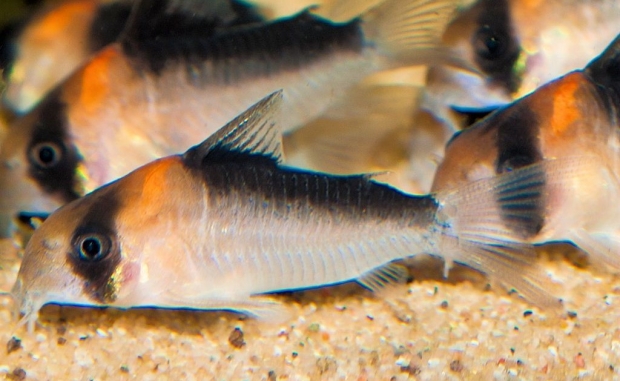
<box><xmin>0</xmin><ymin>0</ymin><xmax>466</xmax><ymax>238</ymax></box>
<box><xmin>422</xmin><ymin>0</ymin><xmax>620</xmax><ymax>130</ymax></box>
<box><xmin>2</xmin><ymin>0</ymin><xmax>264</xmax><ymax>113</ymax></box>
<box><xmin>10</xmin><ymin>91</ymin><xmax>557</xmax><ymax>331</ymax></box>
<box><xmin>432</xmin><ymin>33</ymin><xmax>620</xmax><ymax>272</ymax></box>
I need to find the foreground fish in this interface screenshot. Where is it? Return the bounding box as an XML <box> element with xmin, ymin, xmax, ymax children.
<box><xmin>10</xmin><ymin>91</ymin><xmax>556</xmax><ymax>330</ymax></box>
<box><xmin>422</xmin><ymin>0</ymin><xmax>620</xmax><ymax>130</ymax></box>
<box><xmin>2</xmin><ymin>0</ymin><xmax>264</xmax><ymax>113</ymax></box>
<box><xmin>432</xmin><ymin>33</ymin><xmax>620</xmax><ymax>271</ymax></box>
<box><xmin>0</xmin><ymin>0</ymin><xmax>466</xmax><ymax>237</ymax></box>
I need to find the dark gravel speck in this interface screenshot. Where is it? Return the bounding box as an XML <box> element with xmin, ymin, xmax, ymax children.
<box><xmin>267</xmin><ymin>370</ymin><xmax>277</xmax><ymax>381</ymax></box>
<box><xmin>567</xmin><ymin>311</ymin><xmax>578</xmax><ymax>319</ymax></box>
<box><xmin>450</xmin><ymin>359</ymin><xmax>464</xmax><ymax>372</ymax></box>
<box><xmin>7</xmin><ymin>337</ymin><xmax>21</xmax><ymax>354</ymax></box>
<box><xmin>400</xmin><ymin>364</ymin><xmax>421</xmax><ymax>375</ymax></box>
<box><xmin>10</xmin><ymin>368</ymin><xmax>26</xmax><ymax>381</ymax></box>
<box><xmin>228</xmin><ymin>327</ymin><xmax>246</xmax><ymax>348</ymax></box>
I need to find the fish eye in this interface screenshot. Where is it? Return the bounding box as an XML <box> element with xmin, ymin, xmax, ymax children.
<box><xmin>29</xmin><ymin>142</ymin><xmax>63</xmax><ymax>169</ymax></box>
<box><xmin>74</xmin><ymin>233</ymin><xmax>111</xmax><ymax>262</ymax></box>
<box><xmin>474</xmin><ymin>25</ymin><xmax>506</xmax><ymax>61</ymax></box>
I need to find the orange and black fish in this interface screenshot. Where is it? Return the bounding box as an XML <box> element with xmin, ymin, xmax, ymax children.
<box><xmin>10</xmin><ymin>91</ymin><xmax>556</xmax><ymax>331</ymax></box>
<box><xmin>1</xmin><ymin>0</ymin><xmax>264</xmax><ymax>113</ymax></box>
<box><xmin>432</xmin><ymin>33</ymin><xmax>620</xmax><ymax>272</ymax></box>
<box><xmin>0</xmin><ymin>0</ymin><xmax>465</xmax><ymax>237</ymax></box>
<box><xmin>421</xmin><ymin>0</ymin><xmax>620</xmax><ymax>130</ymax></box>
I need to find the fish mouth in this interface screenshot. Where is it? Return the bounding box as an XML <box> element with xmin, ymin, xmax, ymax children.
<box><xmin>450</xmin><ymin>106</ymin><xmax>496</xmax><ymax>129</ymax></box>
<box><xmin>4</xmin><ymin>211</ymin><xmax>51</xmax><ymax>244</ymax></box>
<box><xmin>16</xmin><ymin>211</ymin><xmax>50</xmax><ymax>230</ymax></box>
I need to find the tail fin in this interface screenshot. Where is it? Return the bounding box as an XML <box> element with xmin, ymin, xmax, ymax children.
<box><xmin>359</xmin><ymin>0</ymin><xmax>472</xmax><ymax>68</ymax></box>
<box><xmin>436</xmin><ymin>160</ymin><xmax>560</xmax><ymax>308</ymax></box>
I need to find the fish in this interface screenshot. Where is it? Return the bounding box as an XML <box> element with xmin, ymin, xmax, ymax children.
<box><xmin>431</xmin><ymin>33</ymin><xmax>620</xmax><ymax>272</ymax></box>
<box><xmin>1</xmin><ymin>0</ymin><xmax>265</xmax><ymax>113</ymax></box>
<box><xmin>9</xmin><ymin>91</ymin><xmax>558</xmax><ymax>332</ymax></box>
<box><xmin>421</xmin><ymin>0</ymin><xmax>620</xmax><ymax>131</ymax></box>
<box><xmin>0</xmin><ymin>0</ymin><xmax>466</xmax><ymax>238</ymax></box>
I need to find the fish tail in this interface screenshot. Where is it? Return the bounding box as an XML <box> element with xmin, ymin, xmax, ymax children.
<box><xmin>359</xmin><ymin>0</ymin><xmax>467</xmax><ymax>68</ymax></box>
<box><xmin>435</xmin><ymin>160</ymin><xmax>561</xmax><ymax>308</ymax></box>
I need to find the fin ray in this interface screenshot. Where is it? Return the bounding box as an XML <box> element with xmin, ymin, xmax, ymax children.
<box><xmin>437</xmin><ymin>160</ymin><xmax>559</xmax><ymax>306</ymax></box>
<box><xmin>183</xmin><ymin>91</ymin><xmax>284</xmax><ymax>166</ymax></box>
<box><xmin>361</xmin><ymin>0</ymin><xmax>466</xmax><ymax>67</ymax></box>
<box><xmin>358</xmin><ymin>262</ymin><xmax>409</xmax><ymax>292</ymax></box>
<box><xmin>158</xmin><ymin>291</ymin><xmax>291</xmax><ymax>322</ymax></box>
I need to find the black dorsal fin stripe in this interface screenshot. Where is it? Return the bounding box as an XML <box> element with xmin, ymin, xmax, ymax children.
<box><xmin>118</xmin><ymin>0</ymin><xmax>268</xmax><ymax>74</ymax></box>
<box><xmin>182</xmin><ymin>90</ymin><xmax>283</xmax><ymax>169</ymax></box>
<box><xmin>122</xmin><ymin>7</ymin><xmax>362</xmax><ymax>76</ymax></box>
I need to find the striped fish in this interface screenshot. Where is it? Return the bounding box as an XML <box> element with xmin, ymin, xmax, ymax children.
<box><xmin>0</xmin><ymin>0</ymin><xmax>466</xmax><ymax>238</ymax></box>
<box><xmin>11</xmin><ymin>91</ymin><xmax>557</xmax><ymax>331</ymax></box>
<box><xmin>432</xmin><ymin>33</ymin><xmax>620</xmax><ymax>272</ymax></box>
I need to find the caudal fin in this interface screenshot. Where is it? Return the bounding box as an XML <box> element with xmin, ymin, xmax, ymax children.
<box><xmin>359</xmin><ymin>0</ymin><xmax>472</xmax><ymax>68</ymax></box>
<box><xmin>437</xmin><ymin>160</ymin><xmax>560</xmax><ymax>308</ymax></box>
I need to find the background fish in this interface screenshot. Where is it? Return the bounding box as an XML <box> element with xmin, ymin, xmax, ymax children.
<box><xmin>422</xmin><ymin>0</ymin><xmax>620</xmax><ymax>131</ymax></box>
<box><xmin>431</xmin><ymin>33</ymin><xmax>620</xmax><ymax>272</ymax></box>
<box><xmin>10</xmin><ymin>91</ymin><xmax>557</xmax><ymax>331</ymax></box>
<box><xmin>1</xmin><ymin>0</ymin><xmax>265</xmax><ymax>113</ymax></box>
<box><xmin>0</xmin><ymin>0</ymin><xmax>466</xmax><ymax>237</ymax></box>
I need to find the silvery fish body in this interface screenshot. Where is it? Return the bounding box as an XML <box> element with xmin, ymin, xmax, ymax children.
<box><xmin>11</xmin><ymin>92</ymin><xmax>555</xmax><ymax>331</ymax></box>
<box><xmin>0</xmin><ymin>0</ymin><xmax>464</xmax><ymax>237</ymax></box>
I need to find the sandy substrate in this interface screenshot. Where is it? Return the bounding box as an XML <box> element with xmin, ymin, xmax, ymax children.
<box><xmin>2</xmin><ymin>240</ymin><xmax>620</xmax><ymax>381</ymax></box>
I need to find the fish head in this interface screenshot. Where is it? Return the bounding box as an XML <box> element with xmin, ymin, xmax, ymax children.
<box><xmin>0</xmin><ymin>93</ymin><xmax>89</xmax><ymax>238</ymax></box>
<box><xmin>429</xmin><ymin>0</ymin><xmax>620</xmax><ymax>117</ymax></box>
<box><xmin>11</xmin><ymin>186</ymin><xmax>121</xmax><ymax>329</ymax></box>
<box><xmin>0</xmin><ymin>44</ymin><xmax>148</xmax><ymax>238</ymax></box>
<box><xmin>427</xmin><ymin>0</ymin><xmax>522</xmax><ymax>112</ymax></box>
<box><xmin>13</xmin><ymin>172</ymin><xmax>134</xmax><ymax>329</ymax></box>
<box><xmin>12</xmin><ymin>155</ymin><xmax>199</xmax><ymax>327</ymax></box>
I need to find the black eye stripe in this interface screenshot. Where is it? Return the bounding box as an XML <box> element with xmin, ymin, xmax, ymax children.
<box><xmin>26</xmin><ymin>90</ymin><xmax>83</xmax><ymax>202</ymax></box>
<box><xmin>68</xmin><ymin>187</ymin><xmax>122</xmax><ymax>303</ymax></box>
<box><xmin>471</xmin><ymin>0</ymin><xmax>521</xmax><ymax>93</ymax></box>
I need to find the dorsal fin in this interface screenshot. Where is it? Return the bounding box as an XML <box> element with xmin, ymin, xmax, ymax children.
<box><xmin>585</xmin><ymin>34</ymin><xmax>620</xmax><ymax>92</ymax></box>
<box><xmin>183</xmin><ymin>91</ymin><xmax>284</xmax><ymax>167</ymax></box>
